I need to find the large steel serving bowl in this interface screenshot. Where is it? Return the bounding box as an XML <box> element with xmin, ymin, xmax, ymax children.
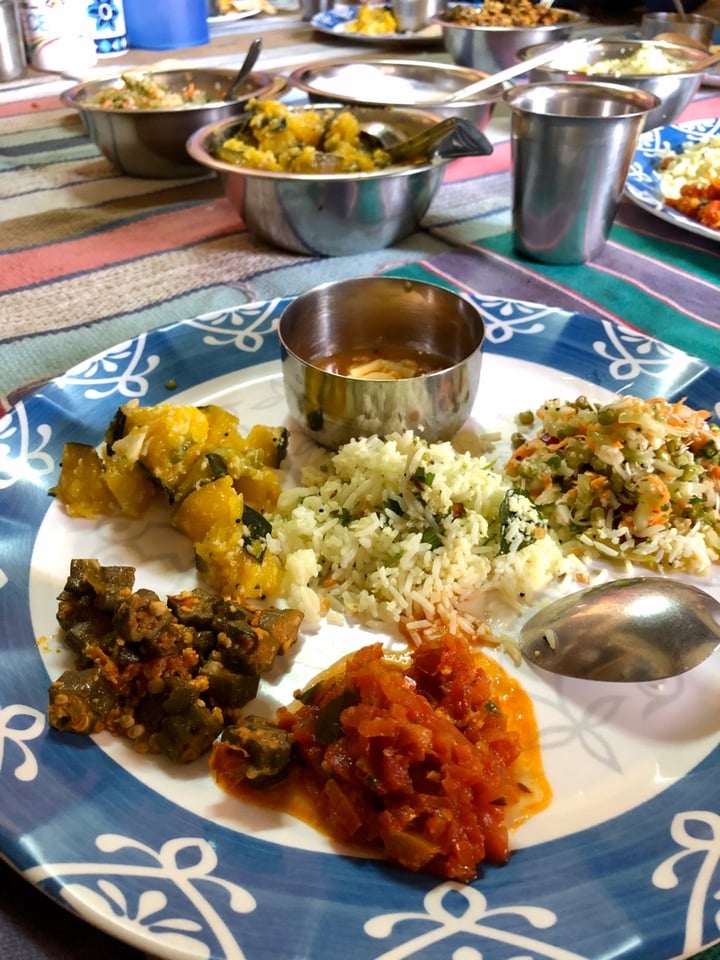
<box><xmin>186</xmin><ymin>105</ymin><xmax>452</xmax><ymax>256</ymax></box>
<box><xmin>278</xmin><ymin>276</ymin><xmax>485</xmax><ymax>448</ymax></box>
<box><xmin>432</xmin><ymin>6</ymin><xmax>585</xmax><ymax>73</ymax></box>
<box><xmin>288</xmin><ymin>57</ymin><xmax>501</xmax><ymax>131</ymax></box>
<box><xmin>62</xmin><ymin>68</ymin><xmax>287</xmax><ymax>178</ymax></box>
<box><xmin>516</xmin><ymin>39</ymin><xmax>712</xmax><ymax>131</ymax></box>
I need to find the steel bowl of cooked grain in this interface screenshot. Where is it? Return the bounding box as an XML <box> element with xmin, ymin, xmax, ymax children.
<box><xmin>186</xmin><ymin>99</ymin><xmax>492</xmax><ymax>255</ymax></box>
<box><xmin>61</xmin><ymin>68</ymin><xmax>287</xmax><ymax>178</ymax></box>
<box><xmin>516</xmin><ymin>39</ymin><xmax>716</xmax><ymax>131</ymax></box>
<box><xmin>277</xmin><ymin>276</ymin><xmax>485</xmax><ymax>448</ymax></box>
<box><xmin>432</xmin><ymin>2</ymin><xmax>585</xmax><ymax>74</ymax></box>
<box><xmin>287</xmin><ymin>57</ymin><xmax>500</xmax><ymax>131</ymax></box>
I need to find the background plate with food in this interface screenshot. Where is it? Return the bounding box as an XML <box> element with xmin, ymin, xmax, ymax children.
<box><xmin>208</xmin><ymin>0</ymin><xmax>271</xmax><ymax>21</ymax></box>
<box><xmin>311</xmin><ymin>5</ymin><xmax>442</xmax><ymax>44</ymax></box>
<box><xmin>625</xmin><ymin>116</ymin><xmax>720</xmax><ymax>241</ymax></box>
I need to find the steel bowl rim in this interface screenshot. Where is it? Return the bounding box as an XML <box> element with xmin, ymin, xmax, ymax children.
<box><xmin>278</xmin><ymin>277</ymin><xmax>486</xmax><ymax>378</ymax></box>
<box><xmin>503</xmin><ymin>79</ymin><xmax>662</xmax><ymax>118</ymax></box>
<box><xmin>517</xmin><ymin>38</ymin><xmax>715</xmax><ymax>77</ymax></box>
<box><xmin>61</xmin><ymin>69</ymin><xmax>286</xmax><ymax>114</ymax></box>
<box><xmin>431</xmin><ymin>8</ymin><xmax>586</xmax><ymax>32</ymax></box>
<box><xmin>287</xmin><ymin>56</ymin><xmax>499</xmax><ymax>107</ymax></box>
<box><xmin>186</xmin><ymin>104</ymin><xmax>453</xmax><ymax>181</ymax></box>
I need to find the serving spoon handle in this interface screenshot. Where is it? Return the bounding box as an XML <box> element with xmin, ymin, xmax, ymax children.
<box><xmin>360</xmin><ymin>116</ymin><xmax>493</xmax><ymax>163</ymax></box>
<box><xmin>445</xmin><ymin>37</ymin><xmax>594</xmax><ymax>102</ymax></box>
<box><xmin>224</xmin><ymin>38</ymin><xmax>262</xmax><ymax>102</ymax></box>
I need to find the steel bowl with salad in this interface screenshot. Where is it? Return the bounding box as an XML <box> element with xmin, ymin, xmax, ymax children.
<box><xmin>62</xmin><ymin>68</ymin><xmax>286</xmax><ymax>178</ymax></box>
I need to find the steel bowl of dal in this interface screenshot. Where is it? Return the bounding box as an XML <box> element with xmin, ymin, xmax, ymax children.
<box><xmin>278</xmin><ymin>276</ymin><xmax>485</xmax><ymax>449</ymax></box>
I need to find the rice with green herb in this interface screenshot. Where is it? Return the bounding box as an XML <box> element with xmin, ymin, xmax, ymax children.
<box><xmin>505</xmin><ymin>395</ymin><xmax>720</xmax><ymax>571</ymax></box>
<box><xmin>266</xmin><ymin>431</ymin><xmax>578</xmax><ymax>643</ymax></box>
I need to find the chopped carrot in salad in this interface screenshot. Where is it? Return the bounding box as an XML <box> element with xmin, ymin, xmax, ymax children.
<box><xmin>505</xmin><ymin>395</ymin><xmax>720</xmax><ymax>572</ymax></box>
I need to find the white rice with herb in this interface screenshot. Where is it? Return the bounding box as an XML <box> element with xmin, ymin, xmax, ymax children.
<box><xmin>266</xmin><ymin>431</ymin><xmax>578</xmax><ymax>641</ymax></box>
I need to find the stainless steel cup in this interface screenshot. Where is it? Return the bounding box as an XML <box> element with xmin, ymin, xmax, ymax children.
<box><xmin>0</xmin><ymin>0</ymin><xmax>25</xmax><ymax>81</ymax></box>
<box><xmin>504</xmin><ymin>81</ymin><xmax>660</xmax><ymax>265</ymax></box>
<box><xmin>392</xmin><ymin>0</ymin><xmax>430</xmax><ymax>34</ymax></box>
<box><xmin>300</xmin><ymin>0</ymin><xmax>333</xmax><ymax>20</ymax></box>
<box><xmin>640</xmin><ymin>12</ymin><xmax>716</xmax><ymax>49</ymax></box>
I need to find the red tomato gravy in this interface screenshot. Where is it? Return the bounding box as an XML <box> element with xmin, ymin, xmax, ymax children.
<box><xmin>210</xmin><ymin>631</ymin><xmax>551</xmax><ymax>883</ymax></box>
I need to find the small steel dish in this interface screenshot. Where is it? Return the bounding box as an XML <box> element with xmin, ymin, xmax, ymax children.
<box><xmin>278</xmin><ymin>276</ymin><xmax>485</xmax><ymax>449</ymax></box>
<box><xmin>288</xmin><ymin>57</ymin><xmax>501</xmax><ymax>130</ymax></box>
<box><xmin>62</xmin><ymin>68</ymin><xmax>287</xmax><ymax>178</ymax></box>
<box><xmin>432</xmin><ymin>6</ymin><xmax>585</xmax><ymax>74</ymax></box>
<box><xmin>186</xmin><ymin>105</ymin><xmax>451</xmax><ymax>256</ymax></box>
<box><xmin>516</xmin><ymin>39</ymin><xmax>713</xmax><ymax>131</ymax></box>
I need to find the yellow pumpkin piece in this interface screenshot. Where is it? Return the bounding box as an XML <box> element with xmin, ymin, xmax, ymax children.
<box><xmin>245</xmin><ymin>424</ymin><xmax>288</xmax><ymax>468</ymax></box>
<box><xmin>171</xmin><ymin>475</ymin><xmax>244</xmax><ymax>543</ymax></box>
<box><xmin>52</xmin><ymin>442</ymin><xmax>118</xmax><ymax>518</ymax></box>
<box><xmin>103</xmin><ymin>454</ymin><xmax>158</xmax><ymax>518</ymax></box>
<box><xmin>234</xmin><ymin>467</ymin><xmax>282</xmax><ymax>513</ymax></box>
<box><xmin>201</xmin><ymin>404</ymin><xmax>246</xmax><ymax>448</ymax></box>
<box><xmin>112</xmin><ymin>402</ymin><xmax>210</xmax><ymax>497</ymax></box>
<box><xmin>195</xmin><ymin>522</ymin><xmax>281</xmax><ymax>599</ymax></box>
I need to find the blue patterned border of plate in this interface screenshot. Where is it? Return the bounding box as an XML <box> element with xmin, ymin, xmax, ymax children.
<box><xmin>625</xmin><ymin>117</ymin><xmax>720</xmax><ymax>243</ymax></box>
<box><xmin>313</xmin><ymin>5</ymin><xmax>357</xmax><ymax>30</ymax></box>
<box><xmin>1</xmin><ymin>290</ymin><xmax>720</xmax><ymax>960</ymax></box>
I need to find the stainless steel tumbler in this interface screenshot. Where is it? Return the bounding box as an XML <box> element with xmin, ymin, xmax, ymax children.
<box><xmin>504</xmin><ymin>81</ymin><xmax>660</xmax><ymax>265</ymax></box>
<box><xmin>0</xmin><ymin>0</ymin><xmax>25</xmax><ymax>81</ymax></box>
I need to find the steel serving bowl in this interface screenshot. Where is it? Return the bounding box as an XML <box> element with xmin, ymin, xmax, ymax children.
<box><xmin>278</xmin><ymin>276</ymin><xmax>485</xmax><ymax>449</ymax></box>
<box><xmin>186</xmin><ymin>105</ymin><xmax>451</xmax><ymax>256</ymax></box>
<box><xmin>288</xmin><ymin>57</ymin><xmax>500</xmax><ymax>131</ymax></box>
<box><xmin>516</xmin><ymin>39</ymin><xmax>713</xmax><ymax>131</ymax></box>
<box><xmin>432</xmin><ymin>6</ymin><xmax>585</xmax><ymax>73</ymax></box>
<box><xmin>62</xmin><ymin>68</ymin><xmax>287</xmax><ymax>178</ymax></box>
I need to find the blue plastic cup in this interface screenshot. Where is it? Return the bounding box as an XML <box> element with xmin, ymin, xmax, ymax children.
<box><xmin>123</xmin><ymin>0</ymin><xmax>209</xmax><ymax>49</ymax></box>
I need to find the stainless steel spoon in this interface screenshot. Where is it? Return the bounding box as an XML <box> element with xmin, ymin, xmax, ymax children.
<box><xmin>224</xmin><ymin>38</ymin><xmax>262</xmax><ymax>102</ymax></box>
<box><xmin>672</xmin><ymin>0</ymin><xmax>688</xmax><ymax>21</ymax></box>
<box><xmin>519</xmin><ymin>577</ymin><xmax>720</xmax><ymax>683</ymax></box>
<box><xmin>359</xmin><ymin>115</ymin><xmax>493</xmax><ymax>163</ymax></box>
<box><xmin>444</xmin><ymin>37</ymin><xmax>601</xmax><ymax>103</ymax></box>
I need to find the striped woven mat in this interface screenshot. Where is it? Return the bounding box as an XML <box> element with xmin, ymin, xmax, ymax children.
<box><xmin>1</xmin><ymin>83</ymin><xmax>719</xmax><ymax>410</ymax></box>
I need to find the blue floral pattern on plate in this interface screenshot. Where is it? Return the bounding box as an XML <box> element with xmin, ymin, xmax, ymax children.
<box><xmin>625</xmin><ymin>117</ymin><xmax>720</xmax><ymax>243</ymax></box>
<box><xmin>2</xmin><ymin>291</ymin><xmax>720</xmax><ymax>960</ymax></box>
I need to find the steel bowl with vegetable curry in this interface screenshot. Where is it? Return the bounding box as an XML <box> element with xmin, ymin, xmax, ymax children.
<box><xmin>212</xmin><ymin>97</ymin><xmax>392</xmax><ymax>174</ymax></box>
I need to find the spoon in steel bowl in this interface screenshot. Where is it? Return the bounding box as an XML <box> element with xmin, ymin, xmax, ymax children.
<box><xmin>224</xmin><ymin>38</ymin><xmax>262</xmax><ymax>102</ymax></box>
<box><xmin>672</xmin><ymin>0</ymin><xmax>688</xmax><ymax>20</ymax></box>
<box><xmin>359</xmin><ymin>115</ymin><xmax>493</xmax><ymax>163</ymax></box>
<box><xmin>519</xmin><ymin>577</ymin><xmax>720</xmax><ymax>683</ymax></box>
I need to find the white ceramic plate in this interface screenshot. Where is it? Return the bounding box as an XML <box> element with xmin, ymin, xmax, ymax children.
<box><xmin>311</xmin><ymin>5</ymin><xmax>442</xmax><ymax>44</ymax></box>
<box><xmin>625</xmin><ymin>117</ymin><xmax>720</xmax><ymax>242</ymax></box>
<box><xmin>208</xmin><ymin>7</ymin><xmax>262</xmax><ymax>22</ymax></box>
<box><xmin>2</xmin><ymin>289</ymin><xmax>720</xmax><ymax>959</ymax></box>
